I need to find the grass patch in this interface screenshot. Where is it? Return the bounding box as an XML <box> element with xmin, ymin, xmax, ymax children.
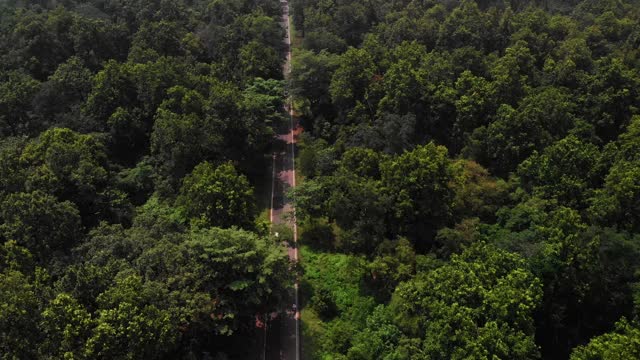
<box><xmin>301</xmin><ymin>308</ymin><xmax>324</xmax><ymax>360</ymax></box>
<box><xmin>299</xmin><ymin>245</ymin><xmax>376</xmax><ymax>358</ymax></box>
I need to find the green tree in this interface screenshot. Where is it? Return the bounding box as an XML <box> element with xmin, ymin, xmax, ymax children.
<box><xmin>346</xmin><ymin>306</ymin><xmax>403</xmax><ymax>360</ymax></box>
<box><xmin>242</xmin><ymin>77</ymin><xmax>284</xmax><ymax>127</ymax></box>
<box><xmin>302</xmin><ymin>31</ymin><xmax>347</xmax><ymax>53</ymax></box>
<box><xmin>453</xmin><ymin>70</ymin><xmax>496</xmax><ymax>150</ymax></box>
<box><xmin>182</xmin><ymin>227</ymin><xmax>291</xmax><ymax>334</ymax></box>
<box><xmin>0</xmin><ymin>270</ymin><xmax>41</xmax><ymax>359</ymax></box>
<box><xmin>330</xmin><ymin>47</ymin><xmax>376</xmax><ymax>121</ymax></box>
<box><xmin>324</xmin><ymin>171</ymin><xmax>388</xmax><ymax>253</ymax></box>
<box><xmin>238</xmin><ymin>40</ymin><xmax>282</xmax><ymax>80</ymax></box>
<box><xmin>381</xmin><ymin>142</ymin><xmax>454</xmax><ymax>246</ymax></box>
<box><xmin>32</xmin><ymin>56</ymin><xmax>92</xmax><ymax>125</ymax></box>
<box><xmin>580</xmin><ymin>57</ymin><xmax>640</xmax><ymax>142</ymax></box>
<box><xmin>177</xmin><ymin>161</ymin><xmax>256</xmax><ymax>229</ymax></box>
<box><xmin>450</xmin><ymin>159</ymin><xmax>508</xmax><ymax>222</ymax></box>
<box><xmin>0</xmin><ymin>137</ymin><xmax>28</xmax><ymax>195</ymax></box>
<box><xmin>40</xmin><ymin>293</ymin><xmax>94</xmax><ymax>359</ymax></box>
<box><xmin>83</xmin><ymin>60</ymin><xmax>137</xmax><ymax>126</ymax></box>
<box><xmin>517</xmin><ymin>136</ymin><xmax>602</xmax><ymax>209</ymax></box>
<box><xmin>150</xmin><ymin>109</ymin><xmax>224</xmax><ymax>191</ymax></box>
<box><xmin>467</xmin><ymin>87</ymin><xmax>576</xmax><ymax>176</ymax></box>
<box><xmin>290</xmin><ymin>49</ymin><xmax>338</xmax><ymax>119</ymax></box>
<box><xmin>588</xmin><ymin>159</ymin><xmax>640</xmax><ymax>232</ymax></box>
<box><xmin>20</xmin><ymin>128</ymin><xmax>129</xmax><ymax>224</ymax></box>
<box><xmin>128</xmin><ymin>20</ymin><xmax>186</xmax><ymax>62</ymax></box>
<box><xmin>570</xmin><ymin>318</ymin><xmax>640</xmax><ymax>360</ymax></box>
<box><xmin>0</xmin><ymin>70</ymin><xmax>40</xmax><ymax>136</ymax></box>
<box><xmin>390</xmin><ymin>243</ymin><xmax>542</xmax><ymax>359</ymax></box>
<box><xmin>0</xmin><ymin>191</ymin><xmax>81</xmax><ymax>262</ymax></box>
<box><xmin>85</xmin><ymin>299</ymin><xmax>176</xmax><ymax>359</ymax></box>
<box><xmin>367</xmin><ymin>238</ymin><xmax>416</xmax><ymax>301</ymax></box>
<box><xmin>438</xmin><ymin>0</ymin><xmax>493</xmax><ymax>51</ymax></box>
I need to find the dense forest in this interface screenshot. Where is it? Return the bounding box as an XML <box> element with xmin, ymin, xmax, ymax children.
<box><xmin>0</xmin><ymin>0</ymin><xmax>292</xmax><ymax>358</ymax></box>
<box><xmin>1</xmin><ymin>0</ymin><xmax>640</xmax><ymax>359</ymax></box>
<box><xmin>288</xmin><ymin>0</ymin><xmax>640</xmax><ymax>358</ymax></box>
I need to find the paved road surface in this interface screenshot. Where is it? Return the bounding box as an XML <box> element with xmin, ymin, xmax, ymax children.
<box><xmin>265</xmin><ymin>1</ymin><xmax>300</xmax><ymax>359</ymax></box>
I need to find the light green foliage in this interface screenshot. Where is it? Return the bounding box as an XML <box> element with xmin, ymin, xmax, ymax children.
<box><xmin>490</xmin><ymin>40</ymin><xmax>536</xmax><ymax>105</ymax></box>
<box><xmin>301</xmin><ymin>246</ymin><xmax>376</xmax><ymax>357</ymax></box>
<box><xmin>378</xmin><ymin>42</ymin><xmax>428</xmax><ymax>114</ymax></box>
<box><xmin>0</xmin><ymin>240</ymin><xmax>34</xmax><ymax>274</ymax></box>
<box><xmin>40</xmin><ymin>293</ymin><xmax>94</xmax><ymax>359</ymax></box>
<box><xmin>453</xmin><ymin>70</ymin><xmax>496</xmax><ymax>143</ymax></box>
<box><xmin>85</xmin><ymin>301</ymin><xmax>175</xmax><ymax>359</ymax></box>
<box><xmin>390</xmin><ymin>243</ymin><xmax>542</xmax><ymax>360</ymax></box>
<box><xmin>571</xmin><ymin>318</ymin><xmax>640</xmax><ymax>359</ymax></box>
<box><xmin>84</xmin><ymin>274</ymin><xmax>177</xmax><ymax>359</ymax></box>
<box><xmin>21</xmin><ymin>128</ymin><xmax>108</xmax><ymax>194</ymax></box>
<box><xmin>438</xmin><ymin>0</ymin><xmax>494</xmax><ymax>51</ymax></box>
<box><xmin>346</xmin><ymin>306</ymin><xmax>402</xmax><ymax>360</ymax></box>
<box><xmin>242</xmin><ymin>77</ymin><xmax>284</xmax><ymax>127</ymax></box>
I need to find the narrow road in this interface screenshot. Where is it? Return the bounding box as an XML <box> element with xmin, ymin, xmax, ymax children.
<box><xmin>265</xmin><ymin>0</ymin><xmax>300</xmax><ymax>359</ymax></box>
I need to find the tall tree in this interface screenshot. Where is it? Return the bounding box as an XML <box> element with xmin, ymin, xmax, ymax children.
<box><xmin>177</xmin><ymin>161</ymin><xmax>256</xmax><ymax>229</ymax></box>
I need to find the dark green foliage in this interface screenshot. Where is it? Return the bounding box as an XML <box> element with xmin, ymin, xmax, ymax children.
<box><xmin>0</xmin><ymin>70</ymin><xmax>40</xmax><ymax>136</ymax></box>
<box><xmin>177</xmin><ymin>161</ymin><xmax>257</xmax><ymax>229</ymax></box>
<box><xmin>0</xmin><ymin>270</ymin><xmax>42</xmax><ymax>359</ymax></box>
<box><xmin>0</xmin><ymin>0</ymin><xmax>289</xmax><ymax>358</ymax></box>
<box><xmin>380</xmin><ymin>142</ymin><xmax>454</xmax><ymax>245</ymax></box>
<box><xmin>311</xmin><ymin>286</ymin><xmax>338</xmax><ymax>319</ymax></box>
<box><xmin>2</xmin><ymin>0</ymin><xmax>640</xmax><ymax>358</ymax></box>
<box><xmin>290</xmin><ymin>0</ymin><xmax>640</xmax><ymax>358</ymax></box>
<box><xmin>517</xmin><ymin>135</ymin><xmax>602</xmax><ymax>209</ymax></box>
<box><xmin>0</xmin><ymin>191</ymin><xmax>81</xmax><ymax>262</ymax></box>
